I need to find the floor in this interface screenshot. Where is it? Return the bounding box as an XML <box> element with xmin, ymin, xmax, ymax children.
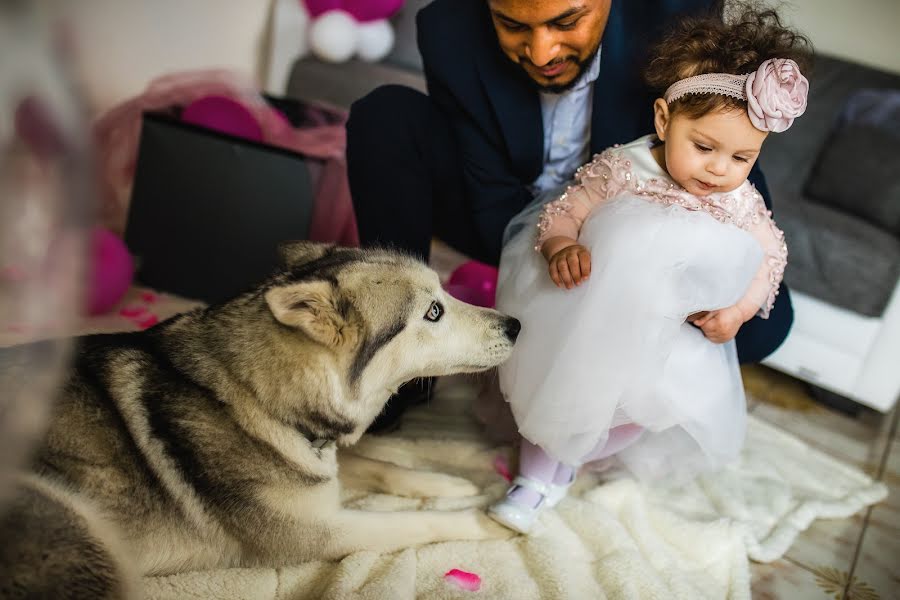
<box><xmin>430</xmin><ymin>240</ymin><xmax>898</xmax><ymax>600</ymax></box>
<box><xmin>742</xmin><ymin>365</ymin><xmax>898</xmax><ymax>600</ymax></box>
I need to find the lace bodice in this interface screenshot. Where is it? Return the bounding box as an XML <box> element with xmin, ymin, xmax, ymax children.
<box><xmin>535</xmin><ymin>135</ymin><xmax>787</xmax><ymax>318</ymax></box>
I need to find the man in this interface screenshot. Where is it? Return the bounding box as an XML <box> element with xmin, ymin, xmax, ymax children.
<box><xmin>348</xmin><ymin>0</ymin><xmax>793</xmax><ymax>430</ymax></box>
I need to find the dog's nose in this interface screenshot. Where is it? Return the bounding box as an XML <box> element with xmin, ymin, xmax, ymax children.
<box><xmin>503</xmin><ymin>317</ymin><xmax>521</xmax><ymax>342</ymax></box>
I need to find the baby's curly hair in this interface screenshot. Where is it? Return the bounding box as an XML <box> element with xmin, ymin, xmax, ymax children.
<box><xmin>644</xmin><ymin>2</ymin><xmax>813</xmax><ymax>119</ymax></box>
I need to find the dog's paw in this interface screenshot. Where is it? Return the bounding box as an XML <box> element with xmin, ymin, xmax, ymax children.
<box><xmin>400</xmin><ymin>472</ymin><xmax>480</xmax><ymax>498</ymax></box>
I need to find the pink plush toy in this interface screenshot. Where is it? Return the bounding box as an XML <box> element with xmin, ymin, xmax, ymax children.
<box><xmin>445</xmin><ymin>260</ymin><xmax>499</xmax><ymax>309</ymax></box>
<box><xmin>302</xmin><ymin>0</ymin><xmax>404</xmax><ymax>63</ymax></box>
<box><xmin>88</xmin><ymin>227</ymin><xmax>134</xmax><ymax>315</ymax></box>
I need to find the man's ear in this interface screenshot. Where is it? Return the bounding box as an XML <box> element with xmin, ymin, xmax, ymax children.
<box><xmin>653</xmin><ymin>98</ymin><xmax>670</xmax><ymax>141</ymax></box>
<box><xmin>265</xmin><ymin>280</ymin><xmax>355</xmax><ymax>347</ymax></box>
<box><xmin>278</xmin><ymin>241</ymin><xmax>334</xmax><ymax>269</ymax></box>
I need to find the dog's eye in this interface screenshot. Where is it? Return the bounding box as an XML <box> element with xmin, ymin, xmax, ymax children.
<box><xmin>424</xmin><ymin>301</ymin><xmax>444</xmax><ymax>322</ymax></box>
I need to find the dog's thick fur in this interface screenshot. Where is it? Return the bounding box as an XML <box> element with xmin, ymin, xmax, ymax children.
<box><xmin>0</xmin><ymin>243</ymin><xmax>520</xmax><ymax>599</ymax></box>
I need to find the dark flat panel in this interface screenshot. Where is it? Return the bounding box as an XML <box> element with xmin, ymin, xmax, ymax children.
<box><xmin>125</xmin><ymin>114</ymin><xmax>314</xmax><ymax>303</ymax></box>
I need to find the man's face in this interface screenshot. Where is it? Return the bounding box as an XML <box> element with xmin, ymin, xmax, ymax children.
<box><xmin>488</xmin><ymin>0</ymin><xmax>610</xmax><ymax>92</ymax></box>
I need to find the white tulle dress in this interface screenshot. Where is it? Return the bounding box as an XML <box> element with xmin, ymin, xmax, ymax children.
<box><xmin>497</xmin><ymin>134</ymin><xmax>788</xmax><ymax>480</ymax></box>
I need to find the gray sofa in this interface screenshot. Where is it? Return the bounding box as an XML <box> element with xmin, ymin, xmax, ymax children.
<box><xmin>284</xmin><ymin>5</ymin><xmax>900</xmax><ymax>411</ymax></box>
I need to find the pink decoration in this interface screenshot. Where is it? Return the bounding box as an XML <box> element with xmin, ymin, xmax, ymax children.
<box><xmin>303</xmin><ymin>0</ymin><xmax>402</xmax><ymax>22</ymax></box>
<box><xmin>135</xmin><ymin>314</ymin><xmax>159</xmax><ymax>330</ymax></box>
<box><xmin>1</xmin><ymin>265</ymin><xmax>28</xmax><ymax>282</ymax></box>
<box><xmin>182</xmin><ymin>95</ymin><xmax>266</xmax><ymax>142</ymax></box>
<box><xmin>746</xmin><ymin>59</ymin><xmax>809</xmax><ymax>133</ymax></box>
<box><xmin>444</xmin><ymin>569</ymin><xmax>482</xmax><ymax>592</ymax></box>
<box><xmin>93</xmin><ymin>69</ymin><xmax>358</xmax><ymax>247</ymax></box>
<box><xmin>119</xmin><ymin>305</ymin><xmax>146</xmax><ymax>318</ymax></box>
<box><xmin>140</xmin><ymin>291</ymin><xmax>159</xmax><ymax>304</ymax></box>
<box><xmin>342</xmin><ymin>0</ymin><xmax>403</xmax><ymax>22</ymax></box>
<box><xmin>14</xmin><ymin>95</ymin><xmax>66</xmax><ymax>159</ymax></box>
<box><xmin>303</xmin><ymin>0</ymin><xmax>343</xmax><ymax>18</ymax></box>
<box><xmin>493</xmin><ymin>455</ymin><xmax>513</xmax><ymax>482</ymax></box>
<box><xmin>445</xmin><ymin>260</ymin><xmax>498</xmax><ymax>308</ymax></box>
<box><xmin>88</xmin><ymin>227</ymin><xmax>134</xmax><ymax>316</ymax></box>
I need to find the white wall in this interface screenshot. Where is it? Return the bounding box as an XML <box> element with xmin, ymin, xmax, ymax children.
<box><xmin>47</xmin><ymin>0</ymin><xmax>900</xmax><ymax>114</ymax></box>
<box><xmin>45</xmin><ymin>0</ymin><xmax>273</xmax><ymax>114</ymax></box>
<box><xmin>760</xmin><ymin>0</ymin><xmax>900</xmax><ymax>74</ymax></box>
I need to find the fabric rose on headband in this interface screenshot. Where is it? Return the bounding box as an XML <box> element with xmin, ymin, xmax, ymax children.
<box><xmin>745</xmin><ymin>59</ymin><xmax>809</xmax><ymax>133</ymax></box>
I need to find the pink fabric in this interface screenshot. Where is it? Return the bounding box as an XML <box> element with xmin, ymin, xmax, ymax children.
<box><xmin>93</xmin><ymin>69</ymin><xmax>357</xmax><ymax>246</ymax></box>
<box><xmin>580</xmin><ymin>424</ymin><xmax>644</xmax><ymax>462</ymax></box>
<box><xmin>745</xmin><ymin>59</ymin><xmax>808</xmax><ymax>133</ymax></box>
<box><xmin>536</xmin><ymin>145</ymin><xmax>787</xmax><ymax>317</ymax></box>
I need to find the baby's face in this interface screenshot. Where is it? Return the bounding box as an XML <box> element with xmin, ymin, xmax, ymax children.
<box><xmin>660</xmin><ymin>108</ymin><xmax>768</xmax><ymax>197</ymax></box>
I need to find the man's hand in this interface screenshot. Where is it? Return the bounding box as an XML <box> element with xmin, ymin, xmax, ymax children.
<box><xmin>541</xmin><ymin>237</ymin><xmax>591</xmax><ymax>289</ymax></box>
<box><xmin>692</xmin><ymin>305</ymin><xmax>748</xmax><ymax>343</ymax></box>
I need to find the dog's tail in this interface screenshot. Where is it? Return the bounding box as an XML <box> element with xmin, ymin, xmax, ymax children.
<box><xmin>0</xmin><ymin>475</ymin><xmax>138</xmax><ymax>600</ymax></box>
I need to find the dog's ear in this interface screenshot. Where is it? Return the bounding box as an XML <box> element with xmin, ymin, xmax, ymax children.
<box><xmin>278</xmin><ymin>241</ymin><xmax>334</xmax><ymax>269</ymax></box>
<box><xmin>265</xmin><ymin>280</ymin><xmax>354</xmax><ymax>347</ymax></box>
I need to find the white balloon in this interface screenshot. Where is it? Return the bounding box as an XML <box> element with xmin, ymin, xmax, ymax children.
<box><xmin>356</xmin><ymin>19</ymin><xmax>395</xmax><ymax>62</ymax></box>
<box><xmin>308</xmin><ymin>10</ymin><xmax>358</xmax><ymax>63</ymax></box>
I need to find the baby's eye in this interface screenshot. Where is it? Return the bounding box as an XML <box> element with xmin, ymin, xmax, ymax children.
<box><xmin>733</xmin><ymin>155</ymin><xmax>750</xmax><ymax>163</ymax></box>
<box><xmin>694</xmin><ymin>143</ymin><xmax>712</xmax><ymax>153</ymax></box>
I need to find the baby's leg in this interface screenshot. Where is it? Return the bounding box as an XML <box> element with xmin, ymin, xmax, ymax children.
<box><xmin>581</xmin><ymin>423</ymin><xmax>644</xmax><ymax>462</ymax></box>
<box><xmin>508</xmin><ymin>439</ymin><xmax>561</xmax><ymax>507</ymax></box>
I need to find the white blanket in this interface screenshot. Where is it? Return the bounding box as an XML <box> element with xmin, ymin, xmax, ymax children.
<box><xmin>144</xmin><ymin>377</ymin><xmax>886</xmax><ymax>600</ymax></box>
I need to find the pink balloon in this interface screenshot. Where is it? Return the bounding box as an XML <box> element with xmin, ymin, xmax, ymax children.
<box><xmin>342</xmin><ymin>0</ymin><xmax>404</xmax><ymax>22</ymax></box>
<box><xmin>445</xmin><ymin>260</ymin><xmax>498</xmax><ymax>308</ymax></box>
<box><xmin>302</xmin><ymin>0</ymin><xmax>343</xmax><ymax>19</ymax></box>
<box><xmin>88</xmin><ymin>227</ymin><xmax>134</xmax><ymax>315</ymax></box>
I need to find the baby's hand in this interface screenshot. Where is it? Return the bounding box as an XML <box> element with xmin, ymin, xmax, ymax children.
<box><xmin>548</xmin><ymin>244</ymin><xmax>591</xmax><ymax>289</ymax></box>
<box><xmin>693</xmin><ymin>305</ymin><xmax>746</xmax><ymax>343</ymax></box>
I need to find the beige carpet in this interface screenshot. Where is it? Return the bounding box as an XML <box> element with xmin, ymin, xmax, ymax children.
<box><xmin>144</xmin><ymin>376</ymin><xmax>886</xmax><ymax>600</ymax></box>
<box><xmin>2</xmin><ymin>286</ymin><xmax>885</xmax><ymax>599</ymax></box>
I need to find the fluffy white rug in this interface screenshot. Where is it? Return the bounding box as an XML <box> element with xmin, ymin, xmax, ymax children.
<box><xmin>144</xmin><ymin>377</ymin><xmax>887</xmax><ymax>600</ymax></box>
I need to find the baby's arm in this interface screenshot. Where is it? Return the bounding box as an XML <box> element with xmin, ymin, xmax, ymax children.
<box><xmin>536</xmin><ymin>151</ymin><xmax>624</xmax><ymax>288</ymax></box>
<box><xmin>535</xmin><ymin>150</ymin><xmax>623</xmax><ymax>252</ymax></box>
<box><xmin>695</xmin><ymin>191</ymin><xmax>788</xmax><ymax>343</ymax></box>
<box><xmin>738</xmin><ymin>194</ymin><xmax>788</xmax><ymax>319</ymax></box>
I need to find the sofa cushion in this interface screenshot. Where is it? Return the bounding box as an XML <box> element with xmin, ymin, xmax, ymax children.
<box><xmin>804</xmin><ymin>89</ymin><xmax>900</xmax><ymax>237</ymax></box>
<box><xmin>777</xmin><ymin>196</ymin><xmax>900</xmax><ymax>318</ymax></box>
<box><xmin>759</xmin><ymin>55</ymin><xmax>900</xmax><ymax>211</ymax></box>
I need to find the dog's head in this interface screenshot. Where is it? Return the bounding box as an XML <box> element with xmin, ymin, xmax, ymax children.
<box><xmin>258</xmin><ymin>242</ymin><xmax>519</xmax><ymax>437</ymax></box>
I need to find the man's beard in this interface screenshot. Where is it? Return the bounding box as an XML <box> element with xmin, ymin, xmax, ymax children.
<box><xmin>522</xmin><ymin>46</ymin><xmax>600</xmax><ymax>94</ymax></box>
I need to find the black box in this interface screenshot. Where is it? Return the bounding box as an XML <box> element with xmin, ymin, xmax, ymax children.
<box><xmin>125</xmin><ymin>112</ymin><xmax>315</xmax><ymax>303</ymax></box>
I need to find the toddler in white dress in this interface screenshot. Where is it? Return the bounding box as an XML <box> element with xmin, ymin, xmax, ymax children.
<box><xmin>489</xmin><ymin>8</ymin><xmax>810</xmax><ymax>534</ymax></box>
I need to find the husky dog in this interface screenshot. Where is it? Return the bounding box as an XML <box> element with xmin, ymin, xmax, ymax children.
<box><xmin>0</xmin><ymin>243</ymin><xmax>520</xmax><ymax>599</ymax></box>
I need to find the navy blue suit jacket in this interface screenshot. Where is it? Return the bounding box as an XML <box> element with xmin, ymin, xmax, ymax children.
<box><xmin>417</xmin><ymin>0</ymin><xmax>773</xmax><ymax>260</ymax></box>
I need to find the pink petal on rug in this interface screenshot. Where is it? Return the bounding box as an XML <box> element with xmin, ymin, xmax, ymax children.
<box><xmin>119</xmin><ymin>305</ymin><xmax>146</xmax><ymax>318</ymax></box>
<box><xmin>493</xmin><ymin>455</ymin><xmax>512</xmax><ymax>482</ymax></box>
<box><xmin>444</xmin><ymin>569</ymin><xmax>481</xmax><ymax>592</ymax></box>
<box><xmin>135</xmin><ymin>314</ymin><xmax>159</xmax><ymax>329</ymax></box>
<box><xmin>140</xmin><ymin>291</ymin><xmax>159</xmax><ymax>304</ymax></box>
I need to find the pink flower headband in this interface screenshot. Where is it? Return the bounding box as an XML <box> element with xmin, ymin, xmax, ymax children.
<box><xmin>663</xmin><ymin>58</ymin><xmax>809</xmax><ymax>132</ymax></box>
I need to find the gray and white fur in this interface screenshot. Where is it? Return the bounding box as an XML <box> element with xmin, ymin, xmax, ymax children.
<box><xmin>0</xmin><ymin>242</ymin><xmax>521</xmax><ymax>599</ymax></box>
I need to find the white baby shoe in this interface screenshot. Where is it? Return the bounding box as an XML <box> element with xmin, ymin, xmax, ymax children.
<box><xmin>488</xmin><ymin>473</ymin><xmax>576</xmax><ymax>534</ymax></box>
